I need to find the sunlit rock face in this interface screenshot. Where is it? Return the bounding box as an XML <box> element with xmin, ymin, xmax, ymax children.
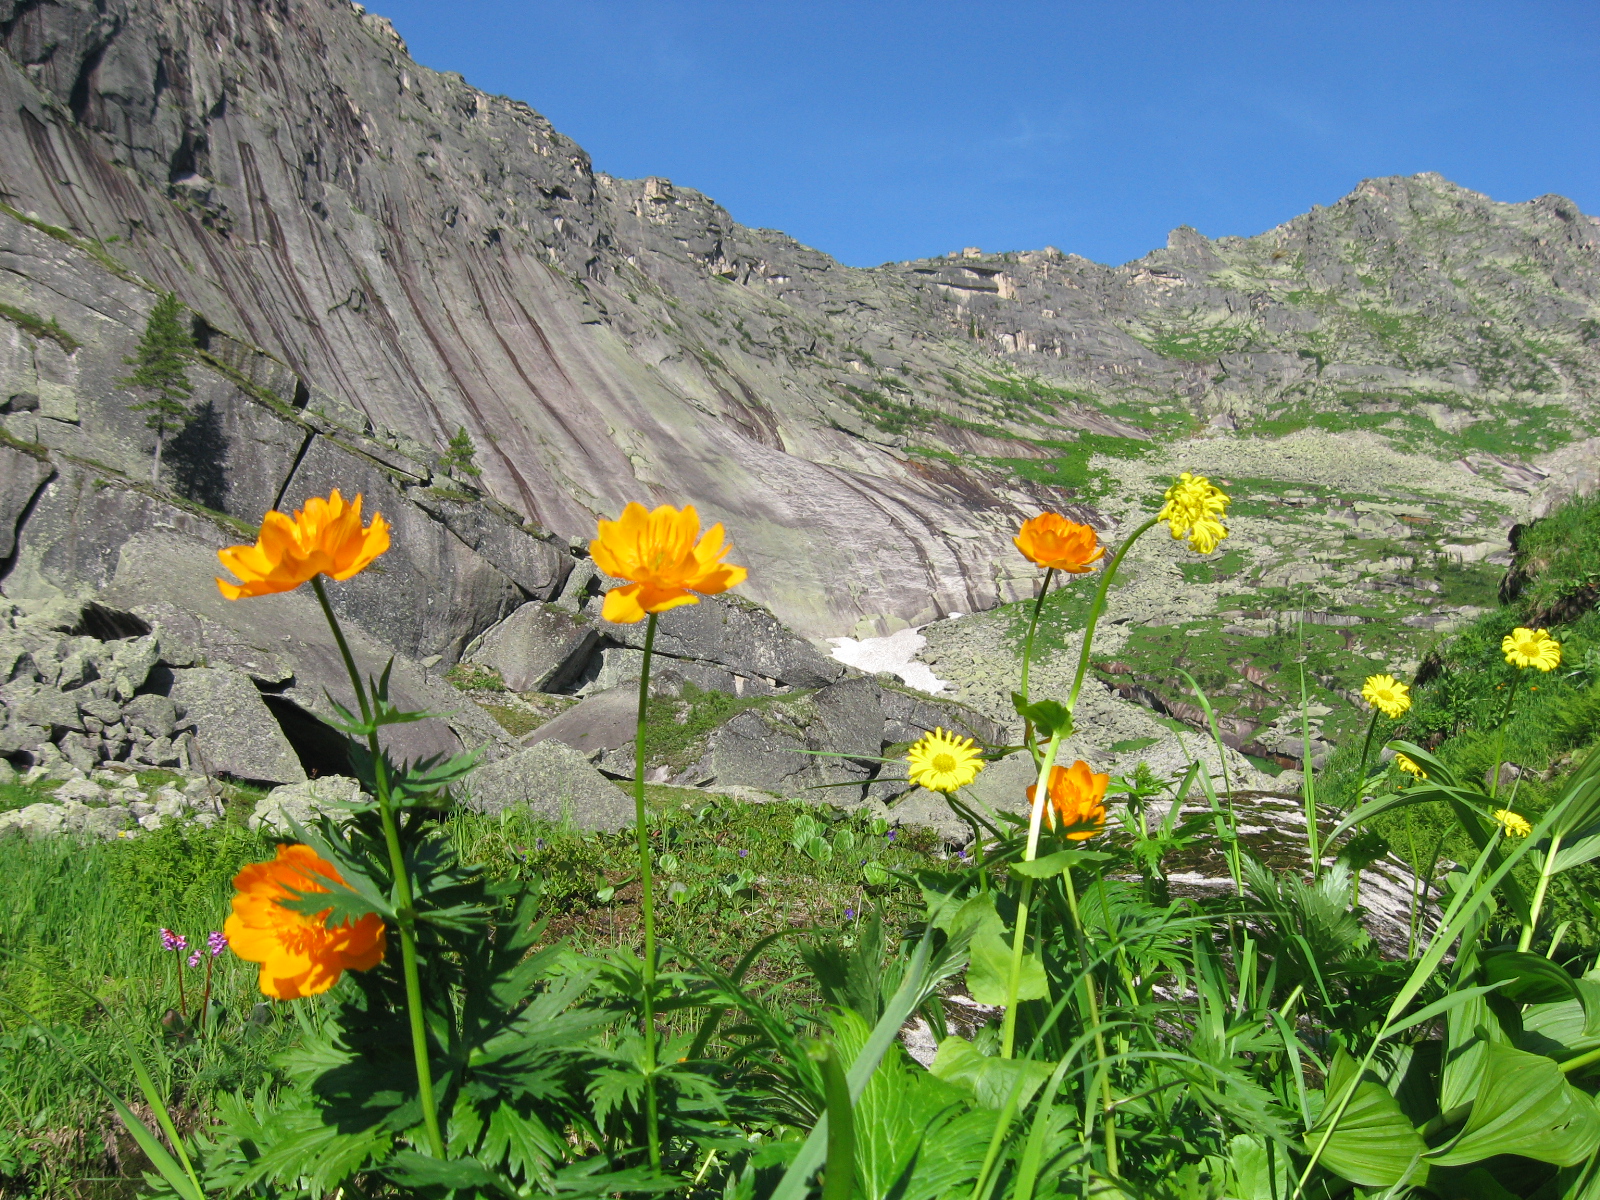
<box><xmin>1</xmin><ymin>1</ymin><xmax>1597</xmax><ymax>645</ymax></box>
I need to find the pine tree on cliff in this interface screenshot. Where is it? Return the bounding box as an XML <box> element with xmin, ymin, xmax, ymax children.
<box><xmin>440</xmin><ymin>425</ymin><xmax>483</xmax><ymax>478</ymax></box>
<box><xmin>121</xmin><ymin>292</ymin><xmax>194</xmax><ymax>485</ymax></box>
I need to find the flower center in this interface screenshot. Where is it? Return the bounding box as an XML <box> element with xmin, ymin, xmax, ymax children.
<box><xmin>931</xmin><ymin>752</ymin><xmax>957</xmax><ymax>774</ymax></box>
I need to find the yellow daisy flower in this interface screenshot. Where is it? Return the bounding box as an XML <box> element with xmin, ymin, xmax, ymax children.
<box><xmin>1395</xmin><ymin>752</ymin><xmax>1426</xmax><ymax>780</ymax></box>
<box><xmin>1492</xmin><ymin>809</ymin><xmax>1532</xmax><ymax>838</ymax></box>
<box><xmin>1361</xmin><ymin>674</ymin><xmax>1411</xmax><ymax>719</ymax></box>
<box><xmin>1501</xmin><ymin>627</ymin><xmax>1561</xmax><ymax>672</ymax></box>
<box><xmin>906</xmin><ymin>728</ymin><xmax>985</xmax><ymax>794</ymax></box>
<box><xmin>1157</xmin><ymin>473</ymin><xmax>1230</xmax><ymax>555</ymax></box>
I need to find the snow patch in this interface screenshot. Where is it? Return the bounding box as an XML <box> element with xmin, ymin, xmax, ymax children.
<box><xmin>827</xmin><ymin>627</ymin><xmax>949</xmax><ymax>695</ymax></box>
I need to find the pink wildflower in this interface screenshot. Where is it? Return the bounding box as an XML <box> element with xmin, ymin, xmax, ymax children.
<box><xmin>208</xmin><ymin>931</ymin><xmax>228</xmax><ymax>957</ymax></box>
<box><xmin>160</xmin><ymin>929</ymin><xmax>188</xmax><ymax>953</ymax></box>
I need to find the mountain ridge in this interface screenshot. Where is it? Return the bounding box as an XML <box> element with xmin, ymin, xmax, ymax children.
<box><xmin>0</xmin><ymin>0</ymin><xmax>1597</xmax><ymax>643</ymax></box>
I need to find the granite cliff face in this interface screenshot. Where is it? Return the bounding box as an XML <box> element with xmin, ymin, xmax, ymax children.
<box><xmin>5</xmin><ymin>0</ymin><xmax>1596</xmax><ymax>645</ymax></box>
<box><xmin>3</xmin><ymin>0</ymin><xmax>1600</xmax><ymax>792</ymax></box>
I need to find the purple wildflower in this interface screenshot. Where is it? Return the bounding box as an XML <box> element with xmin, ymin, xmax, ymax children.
<box><xmin>738</xmin><ymin>849</ymin><xmax>748</xmax><ymax>858</ymax></box>
<box><xmin>845</xmin><ymin>907</ymin><xmax>856</xmax><ymax>920</ymax></box>
<box><xmin>886</xmin><ymin>830</ymin><xmax>897</xmax><ymax>841</ymax></box>
<box><xmin>160</xmin><ymin>929</ymin><xmax>187</xmax><ymax>953</ymax></box>
<box><xmin>187</xmin><ymin>949</ymin><xmax>203</xmax><ymax>968</ymax></box>
<box><xmin>208</xmin><ymin>931</ymin><xmax>228</xmax><ymax>957</ymax></box>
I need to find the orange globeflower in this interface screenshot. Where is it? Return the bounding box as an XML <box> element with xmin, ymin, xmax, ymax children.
<box><xmin>216</xmin><ymin>489</ymin><xmax>390</xmax><ymax>600</ymax></box>
<box><xmin>590</xmin><ymin>502</ymin><xmax>748</xmax><ymax>624</ymax></box>
<box><xmin>1027</xmin><ymin>760</ymin><xmax>1110</xmax><ymax>840</ymax></box>
<box><xmin>224</xmin><ymin>844</ymin><xmax>386</xmax><ymax>1000</ymax></box>
<box><xmin>1014</xmin><ymin>512</ymin><xmax>1105</xmax><ymax>574</ymax></box>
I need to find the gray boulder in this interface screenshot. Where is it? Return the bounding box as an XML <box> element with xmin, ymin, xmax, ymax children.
<box><xmin>468</xmin><ymin>603</ymin><xmax>597</xmax><ymax>692</ymax></box>
<box><xmin>168</xmin><ymin>667</ymin><xmax>305</xmax><ymax>785</ymax></box>
<box><xmin>462</xmin><ymin>739</ymin><xmax>634</xmax><ymax>831</ymax></box>
<box><xmin>250</xmin><ymin>775</ymin><xmax>368</xmax><ymax>834</ymax></box>
<box><xmin>693</xmin><ymin>681</ymin><xmax>881</xmax><ymax>800</ymax></box>
<box><xmin>593</xmin><ymin>591</ymin><xmax>843</xmax><ymax>688</ymax></box>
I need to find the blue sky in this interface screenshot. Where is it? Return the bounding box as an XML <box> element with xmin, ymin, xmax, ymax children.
<box><xmin>374</xmin><ymin>1</ymin><xmax>1600</xmax><ymax>268</ymax></box>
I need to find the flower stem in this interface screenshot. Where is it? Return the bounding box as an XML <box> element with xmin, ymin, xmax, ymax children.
<box><xmin>1001</xmin><ymin>728</ymin><xmax>1062</xmax><ymax>1058</ymax></box>
<box><xmin>1520</xmin><ymin>830</ymin><xmax>1563</xmax><ymax>953</ymax></box>
<box><xmin>1352</xmin><ymin>706</ymin><xmax>1381</xmax><ymax>811</ymax></box>
<box><xmin>1489</xmin><ymin>673</ymin><xmax>1523</xmax><ymax>801</ymax></box>
<box><xmin>311</xmin><ymin>575</ymin><xmax>444</xmax><ymax>1158</ymax></box>
<box><xmin>1068</xmin><ymin>518</ymin><xmax>1159</xmax><ymax>715</ymax></box>
<box><xmin>1020</xmin><ymin>567</ymin><xmax>1055</xmax><ymax>752</ymax></box>
<box><xmin>199</xmin><ymin>956</ymin><xmax>213</xmax><ymax>1037</ymax></box>
<box><xmin>175</xmin><ymin>955</ymin><xmax>187</xmax><ymax>1021</ymax></box>
<box><xmin>1063</xmin><ymin>868</ymin><xmax>1117</xmax><ymax>1176</ymax></box>
<box><xmin>634</xmin><ymin>612</ymin><xmax>662</xmax><ymax>1168</ymax></box>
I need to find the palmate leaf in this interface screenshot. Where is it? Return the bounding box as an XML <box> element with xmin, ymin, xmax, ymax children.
<box><xmin>1430</xmin><ymin>1042</ymin><xmax>1600</xmax><ymax>1168</ymax></box>
<box><xmin>1303</xmin><ymin>1049</ymin><xmax>1428</xmax><ymax>1188</ymax></box>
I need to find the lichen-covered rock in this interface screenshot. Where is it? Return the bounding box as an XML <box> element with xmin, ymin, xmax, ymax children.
<box><xmin>250</xmin><ymin>775</ymin><xmax>367</xmax><ymax>834</ymax></box>
<box><xmin>462</xmin><ymin>740</ymin><xmax>633</xmax><ymax>831</ymax></box>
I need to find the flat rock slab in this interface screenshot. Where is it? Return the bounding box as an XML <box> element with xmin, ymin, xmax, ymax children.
<box><xmin>0</xmin><ymin>445</ymin><xmax>52</xmax><ymax>559</ymax></box>
<box><xmin>522</xmin><ymin>687</ymin><xmax>637</xmax><ymax>755</ymax></box>
<box><xmin>169</xmin><ymin>666</ymin><xmax>306</xmax><ymax>785</ymax></box>
<box><xmin>463</xmin><ymin>739</ymin><xmax>633</xmax><ymax>831</ymax></box>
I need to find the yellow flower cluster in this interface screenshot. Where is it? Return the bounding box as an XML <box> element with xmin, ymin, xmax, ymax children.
<box><xmin>1157</xmin><ymin>473</ymin><xmax>1230</xmax><ymax>555</ymax></box>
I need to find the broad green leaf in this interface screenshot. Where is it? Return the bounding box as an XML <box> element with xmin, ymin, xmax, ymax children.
<box><xmin>1524</xmin><ymin>979</ymin><xmax>1600</xmax><ymax>1055</ymax></box>
<box><xmin>1009</xmin><ymin>849</ymin><xmax>1114</xmax><ymax>878</ymax></box>
<box><xmin>928</xmin><ymin>1036</ymin><xmax>1053</xmax><ymax>1110</ymax></box>
<box><xmin>1430</xmin><ymin>1042</ymin><xmax>1600</xmax><ymax>1167</ymax></box>
<box><xmin>1443</xmin><ymin>983</ymin><xmax>1513</xmax><ymax>1114</ymax></box>
<box><xmin>1303</xmin><ymin>1050</ymin><xmax>1428</xmax><ymax>1188</ymax></box>
<box><xmin>1011</xmin><ymin>694</ymin><xmax>1072</xmax><ymax>738</ymax></box>
<box><xmin>1483</xmin><ymin>950</ymin><xmax>1580</xmax><ymax>1005</ymax></box>
<box><xmin>966</xmin><ymin>926</ymin><xmax>1047</xmax><ymax>1006</ymax></box>
<box><xmin>1225</xmin><ymin>1134</ymin><xmax>1291</xmax><ymax>1200</ymax></box>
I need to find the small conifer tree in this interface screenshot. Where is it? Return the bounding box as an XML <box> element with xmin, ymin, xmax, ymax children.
<box><xmin>121</xmin><ymin>292</ymin><xmax>194</xmax><ymax>484</ymax></box>
<box><xmin>440</xmin><ymin>425</ymin><xmax>482</xmax><ymax>478</ymax></box>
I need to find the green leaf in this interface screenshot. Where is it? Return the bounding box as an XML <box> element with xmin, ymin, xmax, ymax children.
<box><xmin>1430</xmin><ymin>1043</ymin><xmax>1600</xmax><ymax>1167</ymax></box>
<box><xmin>1303</xmin><ymin>1049</ymin><xmax>1429</xmax><ymax>1188</ymax></box>
<box><xmin>1011</xmin><ymin>693</ymin><xmax>1073</xmax><ymax>738</ymax></box>
<box><xmin>384</xmin><ymin>1148</ymin><xmax>500</xmax><ymax>1188</ymax></box>
<box><xmin>1010</xmin><ymin>849</ymin><xmax>1114</xmax><ymax>878</ymax></box>
<box><xmin>1380</xmin><ymin>984</ymin><xmax>1506</xmax><ymax>1041</ymax></box>
<box><xmin>929</xmin><ymin>1035</ymin><xmax>1053</xmax><ymax>1110</ymax></box>
<box><xmin>805</xmin><ymin>835</ymin><xmax>833</xmax><ymax>863</ymax></box>
<box><xmin>1483</xmin><ymin>950</ymin><xmax>1580</xmax><ymax>1005</ymax></box>
<box><xmin>966</xmin><ymin>925</ymin><xmax>1046</xmax><ymax>1007</ymax></box>
<box><xmin>1524</xmin><ymin>978</ymin><xmax>1600</xmax><ymax>1054</ymax></box>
